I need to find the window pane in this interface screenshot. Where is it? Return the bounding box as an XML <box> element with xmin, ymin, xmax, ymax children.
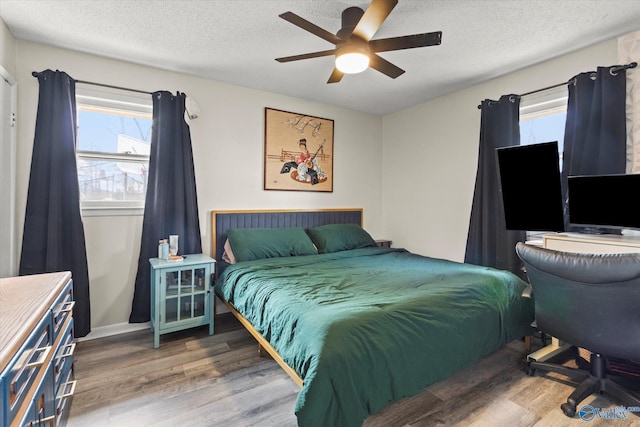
<box><xmin>77</xmin><ymin>107</ymin><xmax>151</xmax><ymax>153</ymax></box>
<box><xmin>520</xmin><ymin>111</ymin><xmax>566</xmax><ymax>172</ymax></box>
<box><xmin>75</xmin><ymin>96</ymin><xmax>152</xmax><ymax>211</ymax></box>
<box><xmin>519</xmin><ymin>99</ymin><xmax>567</xmax><ymax>239</ymax></box>
<box><xmin>520</xmin><ymin>112</ymin><xmax>566</xmax><ymax>151</ymax></box>
<box><xmin>77</xmin><ymin>157</ymin><xmax>148</xmax><ymax>202</ymax></box>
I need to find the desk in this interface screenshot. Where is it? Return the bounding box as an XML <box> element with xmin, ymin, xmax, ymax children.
<box><xmin>543</xmin><ymin>232</ymin><xmax>640</xmax><ymax>254</ymax></box>
<box><xmin>527</xmin><ymin>233</ymin><xmax>640</xmax><ymax>362</ymax></box>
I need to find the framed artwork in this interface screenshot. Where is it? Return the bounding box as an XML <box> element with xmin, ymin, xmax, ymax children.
<box><xmin>264</xmin><ymin>107</ymin><xmax>334</xmax><ymax>192</ymax></box>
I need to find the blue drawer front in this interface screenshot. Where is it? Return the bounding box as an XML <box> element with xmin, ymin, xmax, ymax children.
<box><xmin>1</xmin><ymin>313</ymin><xmax>53</xmax><ymax>424</ymax></box>
<box><xmin>16</xmin><ymin>363</ymin><xmax>55</xmax><ymax>427</ymax></box>
<box><xmin>55</xmin><ymin>362</ymin><xmax>75</xmax><ymax>425</ymax></box>
<box><xmin>52</xmin><ymin>280</ymin><xmax>74</xmax><ymax>342</ymax></box>
<box><xmin>54</xmin><ymin>317</ymin><xmax>74</xmax><ymax>394</ymax></box>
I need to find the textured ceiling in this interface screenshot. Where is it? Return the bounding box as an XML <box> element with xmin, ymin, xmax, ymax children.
<box><xmin>2</xmin><ymin>0</ymin><xmax>640</xmax><ymax>115</ymax></box>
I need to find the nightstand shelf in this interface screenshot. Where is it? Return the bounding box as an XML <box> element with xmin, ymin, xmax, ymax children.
<box><xmin>150</xmin><ymin>254</ymin><xmax>215</xmax><ymax>348</ymax></box>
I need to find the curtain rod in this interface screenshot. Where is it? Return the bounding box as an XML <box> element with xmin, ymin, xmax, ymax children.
<box><xmin>31</xmin><ymin>72</ymin><xmax>153</xmax><ymax>95</ymax></box>
<box><xmin>477</xmin><ymin>61</ymin><xmax>638</xmax><ymax>109</ymax></box>
<box><xmin>75</xmin><ymin>79</ymin><xmax>152</xmax><ymax>96</ymax></box>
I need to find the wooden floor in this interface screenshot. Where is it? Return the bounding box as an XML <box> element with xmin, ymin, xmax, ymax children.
<box><xmin>68</xmin><ymin>314</ymin><xmax>640</xmax><ymax>426</ymax></box>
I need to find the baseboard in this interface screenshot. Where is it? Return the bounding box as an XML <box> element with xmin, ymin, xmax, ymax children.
<box><xmin>78</xmin><ymin>321</ymin><xmax>151</xmax><ymax>342</ymax></box>
<box><xmin>79</xmin><ymin>298</ymin><xmax>230</xmax><ymax>342</ymax></box>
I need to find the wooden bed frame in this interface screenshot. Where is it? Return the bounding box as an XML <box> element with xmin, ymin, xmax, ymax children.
<box><xmin>210</xmin><ymin>208</ymin><xmax>364</xmax><ymax>388</ymax></box>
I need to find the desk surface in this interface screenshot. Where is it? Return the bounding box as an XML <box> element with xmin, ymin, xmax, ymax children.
<box><xmin>544</xmin><ymin>232</ymin><xmax>640</xmax><ymax>247</ymax></box>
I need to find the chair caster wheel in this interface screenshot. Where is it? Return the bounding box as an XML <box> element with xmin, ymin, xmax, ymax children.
<box><xmin>561</xmin><ymin>403</ymin><xmax>576</xmax><ymax>417</ymax></box>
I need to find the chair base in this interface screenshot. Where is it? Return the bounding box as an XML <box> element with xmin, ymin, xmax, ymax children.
<box><xmin>528</xmin><ymin>352</ymin><xmax>640</xmax><ymax>418</ymax></box>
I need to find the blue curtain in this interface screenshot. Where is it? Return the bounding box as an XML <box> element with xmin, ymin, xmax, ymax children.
<box><xmin>129</xmin><ymin>91</ymin><xmax>202</xmax><ymax>322</ymax></box>
<box><xmin>465</xmin><ymin>95</ymin><xmax>526</xmax><ymax>279</ymax></box>
<box><xmin>562</xmin><ymin>66</ymin><xmax>627</xmax><ymax>230</ymax></box>
<box><xmin>20</xmin><ymin>70</ymin><xmax>91</xmax><ymax>337</ymax></box>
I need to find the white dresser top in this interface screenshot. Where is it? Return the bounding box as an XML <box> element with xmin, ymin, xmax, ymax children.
<box><xmin>0</xmin><ymin>272</ymin><xmax>71</xmax><ymax>371</ymax></box>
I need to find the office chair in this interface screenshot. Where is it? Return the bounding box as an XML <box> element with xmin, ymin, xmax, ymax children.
<box><xmin>516</xmin><ymin>242</ymin><xmax>640</xmax><ymax>417</ymax></box>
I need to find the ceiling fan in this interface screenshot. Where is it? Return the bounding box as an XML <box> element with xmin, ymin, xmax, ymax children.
<box><xmin>275</xmin><ymin>0</ymin><xmax>442</xmax><ymax>83</ymax></box>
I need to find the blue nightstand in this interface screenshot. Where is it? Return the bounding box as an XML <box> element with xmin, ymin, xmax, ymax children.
<box><xmin>149</xmin><ymin>254</ymin><xmax>215</xmax><ymax>348</ymax></box>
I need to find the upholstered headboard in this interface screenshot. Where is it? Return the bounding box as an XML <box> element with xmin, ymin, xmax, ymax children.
<box><xmin>210</xmin><ymin>208</ymin><xmax>363</xmax><ymax>263</ymax></box>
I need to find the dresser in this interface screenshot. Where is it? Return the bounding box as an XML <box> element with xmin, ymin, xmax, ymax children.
<box><xmin>0</xmin><ymin>272</ymin><xmax>75</xmax><ymax>427</ymax></box>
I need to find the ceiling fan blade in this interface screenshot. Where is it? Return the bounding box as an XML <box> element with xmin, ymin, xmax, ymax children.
<box><xmin>327</xmin><ymin>68</ymin><xmax>345</xmax><ymax>84</ymax></box>
<box><xmin>279</xmin><ymin>12</ymin><xmax>343</xmax><ymax>45</ymax></box>
<box><xmin>370</xmin><ymin>31</ymin><xmax>442</xmax><ymax>53</ymax></box>
<box><xmin>276</xmin><ymin>49</ymin><xmax>336</xmax><ymax>63</ymax></box>
<box><xmin>352</xmin><ymin>0</ymin><xmax>398</xmax><ymax>41</ymax></box>
<box><xmin>369</xmin><ymin>54</ymin><xmax>405</xmax><ymax>79</ymax></box>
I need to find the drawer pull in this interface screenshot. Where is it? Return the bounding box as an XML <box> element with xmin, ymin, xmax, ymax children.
<box><xmin>9</xmin><ymin>327</ymin><xmax>51</xmax><ymax>403</ymax></box>
<box><xmin>59</xmin><ymin>342</ymin><xmax>76</xmax><ymax>360</ymax></box>
<box><xmin>60</xmin><ymin>300</ymin><xmax>75</xmax><ymax>313</ymax></box>
<box><xmin>54</xmin><ymin>301</ymin><xmax>76</xmax><ymax>328</ymax></box>
<box><xmin>38</xmin><ymin>415</ymin><xmax>56</xmax><ymax>426</ymax></box>
<box><xmin>56</xmin><ymin>379</ymin><xmax>76</xmax><ymax>420</ymax></box>
<box><xmin>25</xmin><ymin>344</ymin><xmax>53</xmax><ymax>369</ymax></box>
<box><xmin>59</xmin><ymin>379</ymin><xmax>77</xmax><ymax>400</ymax></box>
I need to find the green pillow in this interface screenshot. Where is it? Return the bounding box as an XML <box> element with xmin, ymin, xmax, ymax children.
<box><xmin>227</xmin><ymin>227</ymin><xmax>317</xmax><ymax>262</ymax></box>
<box><xmin>306</xmin><ymin>223</ymin><xmax>376</xmax><ymax>253</ymax></box>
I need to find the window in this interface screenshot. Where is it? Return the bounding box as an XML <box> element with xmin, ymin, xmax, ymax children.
<box><xmin>519</xmin><ymin>86</ymin><xmax>568</xmax><ymax>239</ymax></box>
<box><xmin>519</xmin><ymin>86</ymin><xmax>568</xmax><ymax>168</ymax></box>
<box><xmin>76</xmin><ymin>88</ymin><xmax>152</xmax><ymax>216</ymax></box>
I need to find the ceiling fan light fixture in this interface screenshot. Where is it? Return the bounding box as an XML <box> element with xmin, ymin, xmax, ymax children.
<box><xmin>335</xmin><ymin>44</ymin><xmax>370</xmax><ymax>74</ymax></box>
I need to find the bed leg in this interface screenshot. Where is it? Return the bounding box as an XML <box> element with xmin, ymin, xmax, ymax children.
<box><xmin>258</xmin><ymin>343</ymin><xmax>266</xmax><ymax>357</ymax></box>
<box><xmin>524</xmin><ymin>335</ymin><xmax>532</xmax><ymax>352</ymax></box>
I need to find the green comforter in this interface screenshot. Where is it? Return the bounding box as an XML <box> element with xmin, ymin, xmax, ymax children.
<box><xmin>215</xmin><ymin>247</ymin><xmax>533</xmax><ymax>427</ymax></box>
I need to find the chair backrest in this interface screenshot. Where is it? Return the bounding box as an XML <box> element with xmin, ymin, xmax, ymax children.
<box><xmin>516</xmin><ymin>242</ymin><xmax>640</xmax><ymax>360</ymax></box>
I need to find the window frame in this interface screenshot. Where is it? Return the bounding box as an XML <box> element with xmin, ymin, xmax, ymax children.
<box><xmin>519</xmin><ymin>85</ymin><xmax>568</xmax><ymax>121</ymax></box>
<box><xmin>75</xmin><ymin>87</ymin><xmax>152</xmax><ymax>217</ymax></box>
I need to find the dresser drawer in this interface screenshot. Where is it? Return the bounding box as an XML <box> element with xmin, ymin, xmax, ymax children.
<box><xmin>2</xmin><ymin>315</ymin><xmax>53</xmax><ymax>424</ymax></box>
<box><xmin>53</xmin><ymin>318</ymin><xmax>74</xmax><ymax>395</ymax></box>
<box><xmin>54</xmin><ymin>364</ymin><xmax>75</xmax><ymax>426</ymax></box>
<box><xmin>15</xmin><ymin>364</ymin><xmax>55</xmax><ymax>427</ymax></box>
<box><xmin>51</xmin><ymin>281</ymin><xmax>74</xmax><ymax>343</ymax></box>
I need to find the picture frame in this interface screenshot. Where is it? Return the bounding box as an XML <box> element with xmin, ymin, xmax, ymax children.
<box><xmin>264</xmin><ymin>107</ymin><xmax>334</xmax><ymax>192</ymax></box>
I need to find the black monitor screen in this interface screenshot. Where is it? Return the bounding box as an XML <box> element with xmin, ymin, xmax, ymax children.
<box><xmin>496</xmin><ymin>141</ymin><xmax>565</xmax><ymax>232</ymax></box>
<box><xmin>568</xmin><ymin>174</ymin><xmax>640</xmax><ymax>230</ymax></box>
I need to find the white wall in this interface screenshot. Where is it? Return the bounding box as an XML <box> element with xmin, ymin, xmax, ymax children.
<box><xmin>11</xmin><ymin>35</ymin><xmax>624</xmax><ymax>331</ymax></box>
<box><xmin>0</xmin><ymin>18</ymin><xmax>16</xmax><ymax>76</ymax></box>
<box><xmin>0</xmin><ymin>20</ymin><xmax>17</xmax><ymax>278</ymax></box>
<box><xmin>382</xmin><ymin>39</ymin><xmax>619</xmax><ymax>262</ymax></box>
<box><xmin>14</xmin><ymin>40</ymin><xmax>383</xmax><ymax>330</ymax></box>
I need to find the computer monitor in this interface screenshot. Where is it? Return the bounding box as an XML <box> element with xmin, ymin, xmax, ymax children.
<box><xmin>568</xmin><ymin>173</ymin><xmax>640</xmax><ymax>230</ymax></box>
<box><xmin>496</xmin><ymin>141</ymin><xmax>565</xmax><ymax>232</ymax></box>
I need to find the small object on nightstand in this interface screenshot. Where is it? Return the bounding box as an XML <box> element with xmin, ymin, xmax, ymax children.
<box><xmin>375</xmin><ymin>239</ymin><xmax>392</xmax><ymax>248</ymax></box>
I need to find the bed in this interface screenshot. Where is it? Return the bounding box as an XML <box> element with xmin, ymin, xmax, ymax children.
<box><xmin>211</xmin><ymin>208</ymin><xmax>534</xmax><ymax>427</ymax></box>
